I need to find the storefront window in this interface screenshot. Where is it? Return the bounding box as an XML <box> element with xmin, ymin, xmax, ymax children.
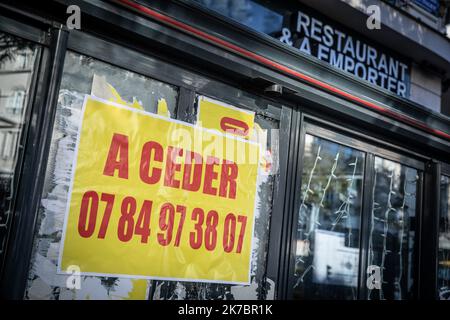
<box><xmin>438</xmin><ymin>175</ymin><xmax>450</xmax><ymax>300</ymax></box>
<box><xmin>293</xmin><ymin>134</ymin><xmax>365</xmax><ymax>300</ymax></box>
<box><xmin>25</xmin><ymin>51</ymin><xmax>178</xmax><ymax>300</ymax></box>
<box><xmin>0</xmin><ymin>31</ymin><xmax>38</xmax><ymax>270</ymax></box>
<box><xmin>25</xmin><ymin>49</ymin><xmax>279</xmax><ymax>300</ymax></box>
<box><xmin>367</xmin><ymin>157</ymin><xmax>418</xmax><ymax>300</ymax></box>
<box><xmin>293</xmin><ymin>133</ymin><xmax>420</xmax><ymax>300</ymax></box>
<box><xmin>191</xmin><ymin>0</ymin><xmax>283</xmax><ymax>35</ymax></box>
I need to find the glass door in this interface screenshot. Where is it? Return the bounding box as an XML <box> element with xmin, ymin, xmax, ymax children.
<box><xmin>289</xmin><ymin>122</ymin><xmax>423</xmax><ymax>300</ymax></box>
<box><xmin>0</xmin><ymin>31</ymin><xmax>40</xmax><ymax>274</ymax></box>
<box><xmin>438</xmin><ymin>165</ymin><xmax>450</xmax><ymax>300</ymax></box>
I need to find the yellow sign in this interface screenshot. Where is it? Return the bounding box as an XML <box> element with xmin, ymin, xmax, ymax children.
<box><xmin>197</xmin><ymin>96</ymin><xmax>255</xmax><ymax>139</ymax></box>
<box><xmin>58</xmin><ymin>96</ymin><xmax>259</xmax><ymax>284</ymax></box>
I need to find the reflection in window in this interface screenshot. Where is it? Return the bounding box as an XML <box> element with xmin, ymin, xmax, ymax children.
<box><xmin>293</xmin><ymin>134</ymin><xmax>365</xmax><ymax>299</ymax></box>
<box><xmin>25</xmin><ymin>51</ymin><xmax>179</xmax><ymax>300</ymax></box>
<box><xmin>367</xmin><ymin>157</ymin><xmax>418</xmax><ymax>300</ymax></box>
<box><xmin>439</xmin><ymin>175</ymin><xmax>450</xmax><ymax>300</ymax></box>
<box><xmin>191</xmin><ymin>0</ymin><xmax>283</xmax><ymax>35</ymax></box>
<box><xmin>59</xmin><ymin>53</ymin><xmax>178</xmax><ymax>116</ymax></box>
<box><xmin>0</xmin><ymin>32</ymin><xmax>37</xmax><ymax>270</ymax></box>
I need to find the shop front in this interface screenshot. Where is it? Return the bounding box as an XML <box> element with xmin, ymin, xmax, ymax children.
<box><xmin>0</xmin><ymin>0</ymin><xmax>449</xmax><ymax>300</ymax></box>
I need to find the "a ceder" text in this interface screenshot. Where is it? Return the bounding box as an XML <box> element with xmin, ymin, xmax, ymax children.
<box><xmin>102</xmin><ymin>133</ymin><xmax>239</xmax><ymax>199</ymax></box>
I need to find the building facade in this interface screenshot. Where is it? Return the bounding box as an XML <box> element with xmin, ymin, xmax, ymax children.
<box><xmin>0</xmin><ymin>0</ymin><xmax>449</xmax><ymax>300</ymax></box>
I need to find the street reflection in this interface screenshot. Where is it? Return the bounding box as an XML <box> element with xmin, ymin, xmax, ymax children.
<box><xmin>0</xmin><ymin>32</ymin><xmax>37</xmax><ymax>267</ymax></box>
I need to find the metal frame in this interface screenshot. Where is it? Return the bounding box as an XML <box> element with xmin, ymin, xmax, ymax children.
<box><xmin>0</xmin><ymin>9</ymin><xmax>48</xmax><ymax>45</ymax></box>
<box><xmin>1</xmin><ymin>24</ymin><xmax>68</xmax><ymax>299</ymax></box>
<box><xmin>303</xmin><ymin>122</ymin><xmax>426</xmax><ymax>171</ymax></box>
<box><xmin>0</xmin><ymin>38</ymin><xmax>42</xmax><ymax>276</ymax></box>
<box><xmin>414</xmin><ymin>170</ymin><xmax>425</xmax><ymax>300</ymax></box>
<box><xmin>442</xmin><ymin>164</ymin><xmax>450</xmax><ymax>176</ymax></box>
<box><xmin>418</xmin><ymin>160</ymin><xmax>440</xmax><ymax>299</ymax></box>
<box><xmin>9</xmin><ymin>0</ymin><xmax>447</xmax><ymax>152</ymax></box>
<box><xmin>66</xmin><ymin>31</ymin><xmax>283</xmax><ymax>120</ymax></box>
<box><xmin>0</xmin><ymin>10</ymin><xmax>55</xmax><ymax>298</ymax></box>
<box><xmin>303</xmin><ymin>114</ymin><xmax>431</xmax><ymax>168</ymax></box>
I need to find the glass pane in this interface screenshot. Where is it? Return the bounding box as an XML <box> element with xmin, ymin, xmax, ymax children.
<box><xmin>59</xmin><ymin>53</ymin><xmax>178</xmax><ymax>116</ymax></box>
<box><xmin>25</xmin><ymin>51</ymin><xmax>178</xmax><ymax>300</ymax></box>
<box><xmin>191</xmin><ymin>0</ymin><xmax>410</xmax><ymax>99</ymax></box>
<box><xmin>0</xmin><ymin>32</ymin><xmax>38</xmax><ymax>267</ymax></box>
<box><xmin>149</xmin><ymin>97</ymin><xmax>280</xmax><ymax>300</ymax></box>
<box><xmin>438</xmin><ymin>175</ymin><xmax>450</xmax><ymax>300</ymax></box>
<box><xmin>367</xmin><ymin>157</ymin><xmax>419</xmax><ymax>300</ymax></box>
<box><xmin>293</xmin><ymin>134</ymin><xmax>365</xmax><ymax>300</ymax></box>
<box><xmin>412</xmin><ymin>0</ymin><xmax>440</xmax><ymax>16</ymax></box>
<box><xmin>191</xmin><ymin>0</ymin><xmax>283</xmax><ymax>35</ymax></box>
